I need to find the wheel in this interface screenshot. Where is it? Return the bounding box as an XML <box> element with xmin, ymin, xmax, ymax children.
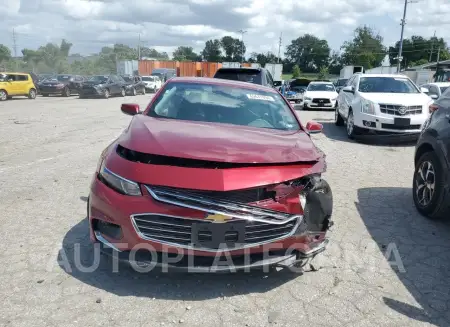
<box><xmin>303</xmin><ymin>104</ymin><xmax>308</xmax><ymax>111</ymax></box>
<box><xmin>63</xmin><ymin>86</ymin><xmax>71</xmax><ymax>97</ymax></box>
<box><xmin>104</xmin><ymin>89</ymin><xmax>110</xmax><ymax>99</ymax></box>
<box><xmin>28</xmin><ymin>88</ymin><xmax>37</xmax><ymax>99</ymax></box>
<box><xmin>0</xmin><ymin>90</ymin><xmax>7</xmax><ymax>101</ymax></box>
<box><xmin>142</xmin><ymin>88</ymin><xmax>146</xmax><ymax>95</ymax></box>
<box><xmin>413</xmin><ymin>151</ymin><xmax>450</xmax><ymax>220</ymax></box>
<box><xmin>346</xmin><ymin>110</ymin><xmax>363</xmax><ymax>139</ymax></box>
<box><xmin>132</xmin><ymin>88</ymin><xmax>137</xmax><ymax>96</ymax></box>
<box><xmin>335</xmin><ymin>105</ymin><xmax>344</xmax><ymax>126</ymax></box>
<box><xmin>121</xmin><ymin>88</ymin><xmax>126</xmax><ymax>97</ymax></box>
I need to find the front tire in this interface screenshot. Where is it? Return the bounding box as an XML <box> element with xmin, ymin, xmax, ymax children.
<box><xmin>63</xmin><ymin>86</ymin><xmax>71</xmax><ymax>97</ymax></box>
<box><xmin>131</xmin><ymin>88</ymin><xmax>137</xmax><ymax>96</ymax></box>
<box><xmin>413</xmin><ymin>151</ymin><xmax>450</xmax><ymax>220</ymax></box>
<box><xmin>0</xmin><ymin>90</ymin><xmax>7</xmax><ymax>101</ymax></box>
<box><xmin>104</xmin><ymin>89</ymin><xmax>110</xmax><ymax>99</ymax></box>
<box><xmin>142</xmin><ymin>88</ymin><xmax>146</xmax><ymax>95</ymax></box>
<box><xmin>121</xmin><ymin>88</ymin><xmax>126</xmax><ymax>97</ymax></box>
<box><xmin>346</xmin><ymin>110</ymin><xmax>363</xmax><ymax>139</ymax></box>
<box><xmin>28</xmin><ymin>88</ymin><xmax>37</xmax><ymax>99</ymax></box>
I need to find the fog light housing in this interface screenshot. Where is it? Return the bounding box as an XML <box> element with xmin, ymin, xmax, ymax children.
<box><xmin>363</xmin><ymin>120</ymin><xmax>375</xmax><ymax>128</ymax></box>
<box><xmin>93</xmin><ymin>219</ymin><xmax>122</xmax><ymax>239</ymax></box>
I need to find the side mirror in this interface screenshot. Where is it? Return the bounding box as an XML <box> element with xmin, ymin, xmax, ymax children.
<box><xmin>430</xmin><ymin>94</ymin><xmax>438</xmax><ymax>100</ymax></box>
<box><xmin>121</xmin><ymin>103</ymin><xmax>140</xmax><ymax>116</ymax></box>
<box><xmin>420</xmin><ymin>87</ymin><xmax>429</xmax><ymax>93</ymax></box>
<box><xmin>342</xmin><ymin>85</ymin><xmax>354</xmax><ymax>93</ymax></box>
<box><xmin>305</xmin><ymin>121</ymin><xmax>323</xmax><ymax>134</ymax></box>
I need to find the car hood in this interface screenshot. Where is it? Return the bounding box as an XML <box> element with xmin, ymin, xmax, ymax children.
<box><xmin>305</xmin><ymin>91</ymin><xmax>338</xmax><ymax>98</ymax></box>
<box><xmin>361</xmin><ymin>92</ymin><xmax>432</xmax><ymax>105</ymax></box>
<box><xmin>117</xmin><ymin>115</ymin><xmax>322</xmax><ymax>164</ymax></box>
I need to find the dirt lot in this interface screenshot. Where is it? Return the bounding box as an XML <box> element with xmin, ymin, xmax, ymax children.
<box><xmin>0</xmin><ymin>95</ymin><xmax>449</xmax><ymax>327</ymax></box>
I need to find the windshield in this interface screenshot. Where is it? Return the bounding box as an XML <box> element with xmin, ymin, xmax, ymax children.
<box><xmin>440</xmin><ymin>86</ymin><xmax>449</xmax><ymax>93</ymax></box>
<box><xmin>214</xmin><ymin>70</ymin><xmax>262</xmax><ymax>84</ymax></box>
<box><xmin>307</xmin><ymin>83</ymin><xmax>336</xmax><ymax>92</ymax></box>
<box><xmin>122</xmin><ymin>76</ymin><xmax>133</xmax><ymax>82</ymax></box>
<box><xmin>148</xmin><ymin>82</ymin><xmax>299</xmax><ymax>131</ymax></box>
<box><xmin>55</xmin><ymin>75</ymin><xmax>72</xmax><ymax>82</ymax></box>
<box><xmin>142</xmin><ymin>76</ymin><xmax>156</xmax><ymax>82</ymax></box>
<box><xmin>358</xmin><ymin>77</ymin><xmax>419</xmax><ymax>93</ymax></box>
<box><xmin>88</xmin><ymin>75</ymin><xmax>108</xmax><ymax>83</ymax></box>
<box><xmin>336</xmin><ymin>79</ymin><xmax>348</xmax><ymax>86</ymax></box>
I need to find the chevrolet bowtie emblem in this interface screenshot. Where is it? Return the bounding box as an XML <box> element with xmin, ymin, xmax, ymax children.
<box><xmin>205</xmin><ymin>213</ymin><xmax>232</xmax><ymax>223</ymax></box>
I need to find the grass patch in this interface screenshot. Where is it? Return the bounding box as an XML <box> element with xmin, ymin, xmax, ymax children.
<box><xmin>282</xmin><ymin>73</ymin><xmax>339</xmax><ymax>80</ymax></box>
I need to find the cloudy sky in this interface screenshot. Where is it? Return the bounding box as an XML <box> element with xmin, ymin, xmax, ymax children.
<box><xmin>0</xmin><ymin>0</ymin><xmax>449</xmax><ymax>58</ymax></box>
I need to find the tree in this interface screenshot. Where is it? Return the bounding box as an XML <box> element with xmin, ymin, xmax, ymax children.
<box><xmin>328</xmin><ymin>51</ymin><xmax>343</xmax><ymax>75</ymax></box>
<box><xmin>140</xmin><ymin>47</ymin><xmax>169</xmax><ymax>59</ymax></box>
<box><xmin>340</xmin><ymin>26</ymin><xmax>385</xmax><ymax>69</ymax></box>
<box><xmin>220</xmin><ymin>36</ymin><xmax>245</xmax><ymax>61</ymax></box>
<box><xmin>172</xmin><ymin>46</ymin><xmax>200</xmax><ymax>61</ymax></box>
<box><xmin>285</xmin><ymin>34</ymin><xmax>330</xmax><ymax>73</ymax></box>
<box><xmin>292</xmin><ymin>65</ymin><xmax>301</xmax><ymax>78</ymax></box>
<box><xmin>317</xmin><ymin>66</ymin><xmax>329</xmax><ymax>79</ymax></box>
<box><xmin>0</xmin><ymin>44</ymin><xmax>12</xmax><ymax>62</ymax></box>
<box><xmin>248</xmin><ymin>52</ymin><xmax>280</xmax><ymax>66</ymax></box>
<box><xmin>202</xmin><ymin>39</ymin><xmax>222</xmax><ymax>62</ymax></box>
<box><xmin>388</xmin><ymin>35</ymin><xmax>450</xmax><ymax>68</ymax></box>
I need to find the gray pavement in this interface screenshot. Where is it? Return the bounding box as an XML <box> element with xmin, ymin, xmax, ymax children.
<box><xmin>0</xmin><ymin>95</ymin><xmax>449</xmax><ymax>327</ymax></box>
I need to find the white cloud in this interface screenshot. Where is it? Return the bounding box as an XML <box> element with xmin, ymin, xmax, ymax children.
<box><xmin>0</xmin><ymin>0</ymin><xmax>448</xmax><ymax>59</ymax></box>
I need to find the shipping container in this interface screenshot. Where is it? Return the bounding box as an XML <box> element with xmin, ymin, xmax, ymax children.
<box><xmin>178</xmin><ymin>62</ymin><xmax>197</xmax><ymax>77</ymax></box>
<box><xmin>117</xmin><ymin>60</ymin><xmax>139</xmax><ymax>75</ymax></box>
<box><xmin>138</xmin><ymin>60</ymin><xmax>177</xmax><ymax>75</ymax></box>
<box><xmin>340</xmin><ymin>65</ymin><xmax>364</xmax><ymax>79</ymax></box>
<box><xmin>365</xmin><ymin>66</ymin><xmax>398</xmax><ymax>74</ymax></box>
<box><xmin>222</xmin><ymin>62</ymin><xmax>241</xmax><ymax>68</ymax></box>
<box><xmin>200</xmin><ymin>62</ymin><xmax>222</xmax><ymax>77</ymax></box>
<box><xmin>264</xmin><ymin>63</ymin><xmax>283</xmax><ymax>81</ymax></box>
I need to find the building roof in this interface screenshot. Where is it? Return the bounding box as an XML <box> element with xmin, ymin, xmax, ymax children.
<box><xmin>408</xmin><ymin>59</ymin><xmax>450</xmax><ymax>70</ymax></box>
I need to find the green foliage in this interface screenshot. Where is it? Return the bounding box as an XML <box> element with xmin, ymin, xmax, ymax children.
<box><xmin>317</xmin><ymin>66</ymin><xmax>329</xmax><ymax>79</ymax></box>
<box><xmin>292</xmin><ymin>65</ymin><xmax>301</xmax><ymax>78</ymax></box>
<box><xmin>248</xmin><ymin>52</ymin><xmax>280</xmax><ymax>66</ymax></box>
<box><xmin>340</xmin><ymin>26</ymin><xmax>385</xmax><ymax>69</ymax></box>
<box><xmin>201</xmin><ymin>39</ymin><xmax>222</xmax><ymax>62</ymax></box>
<box><xmin>172</xmin><ymin>46</ymin><xmax>201</xmax><ymax>61</ymax></box>
<box><xmin>285</xmin><ymin>34</ymin><xmax>330</xmax><ymax>73</ymax></box>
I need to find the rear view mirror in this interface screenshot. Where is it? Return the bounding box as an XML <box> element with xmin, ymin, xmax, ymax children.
<box><xmin>430</xmin><ymin>94</ymin><xmax>438</xmax><ymax>100</ymax></box>
<box><xmin>121</xmin><ymin>103</ymin><xmax>140</xmax><ymax>116</ymax></box>
<box><xmin>305</xmin><ymin>121</ymin><xmax>323</xmax><ymax>134</ymax></box>
<box><xmin>420</xmin><ymin>87</ymin><xmax>429</xmax><ymax>94</ymax></box>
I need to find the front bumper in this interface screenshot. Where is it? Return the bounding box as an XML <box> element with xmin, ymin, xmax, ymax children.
<box><xmin>304</xmin><ymin>99</ymin><xmax>336</xmax><ymax>109</ymax></box>
<box><xmin>39</xmin><ymin>86</ymin><xmax>65</xmax><ymax>94</ymax></box>
<box><xmin>79</xmin><ymin>88</ymin><xmax>105</xmax><ymax>97</ymax></box>
<box><xmin>89</xmin><ymin>171</ymin><xmax>332</xmax><ymax>272</ymax></box>
<box><xmin>353</xmin><ymin>111</ymin><xmax>427</xmax><ymax>134</ymax></box>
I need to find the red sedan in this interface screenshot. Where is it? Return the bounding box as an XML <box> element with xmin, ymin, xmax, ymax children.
<box><xmin>88</xmin><ymin>77</ymin><xmax>333</xmax><ymax>272</ymax></box>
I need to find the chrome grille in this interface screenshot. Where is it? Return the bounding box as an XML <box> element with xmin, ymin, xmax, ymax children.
<box><xmin>145</xmin><ymin>185</ymin><xmax>299</xmax><ymax>224</ymax></box>
<box><xmin>379</xmin><ymin>104</ymin><xmax>422</xmax><ymax>116</ymax></box>
<box><xmin>312</xmin><ymin>98</ymin><xmax>331</xmax><ymax>104</ymax></box>
<box><xmin>131</xmin><ymin>214</ymin><xmax>298</xmax><ymax>251</ymax></box>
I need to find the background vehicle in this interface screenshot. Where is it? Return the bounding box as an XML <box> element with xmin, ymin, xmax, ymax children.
<box><xmin>340</xmin><ymin>65</ymin><xmax>364</xmax><ymax>79</ymax></box>
<box><xmin>335</xmin><ymin>73</ymin><xmax>433</xmax><ymax>139</ymax></box>
<box><xmin>334</xmin><ymin>78</ymin><xmax>349</xmax><ymax>93</ymax></box>
<box><xmin>0</xmin><ymin>72</ymin><xmax>37</xmax><ymax>101</ymax></box>
<box><xmin>121</xmin><ymin>75</ymin><xmax>146</xmax><ymax>95</ymax></box>
<box><xmin>434</xmin><ymin>68</ymin><xmax>450</xmax><ymax>82</ymax></box>
<box><xmin>79</xmin><ymin>75</ymin><xmax>127</xmax><ymax>99</ymax></box>
<box><xmin>213</xmin><ymin>67</ymin><xmax>275</xmax><ymax>87</ymax></box>
<box><xmin>141</xmin><ymin>75</ymin><xmax>162</xmax><ymax>92</ymax></box>
<box><xmin>90</xmin><ymin>77</ymin><xmax>331</xmax><ymax>272</ymax></box>
<box><xmin>38</xmin><ymin>74</ymin><xmax>85</xmax><ymax>97</ymax></box>
<box><xmin>419</xmin><ymin>82</ymin><xmax>450</xmax><ymax>100</ymax></box>
<box><xmin>412</xmin><ymin>87</ymin><xmax>450</xmax><ymax>220</ymax></box>
<box><xmin>150</xmin><ymin>68</ymin><xmax>176</xmax><ymax>82</ymax></box>
<box><xmin>303</xmin><ymin>81</ymin><xmax>338</xmax><ymax>110</ymax></box>
<box><xmin>264</xmin><ymin>63</ymin><xmax>283</xmax><ymax>83</ymax></box>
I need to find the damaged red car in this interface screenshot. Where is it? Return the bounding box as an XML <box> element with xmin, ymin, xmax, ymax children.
<box><xmin>88</xmin><ymin>77</ymin><xmax>333</xmax><ymax>272</ymax></box>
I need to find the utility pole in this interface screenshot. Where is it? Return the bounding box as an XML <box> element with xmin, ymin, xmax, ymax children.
<box><xmin>429</xmin><ymin>30</ymin><xmax>436</xmax><ymax>62</ymax></box>
<box><xmin>435</xmin><ymin>46</ymin><xmax>441</xmax><ymax>77</ymax></box>
<box><xmin>237</xmin><ymin>29</ymin><xmax>247</xmax><ymax>63</ymax></box>
<box><xmin>138</xmin><ymin>33</ymin><xmax>141</xmax><ymax>60</ymax></box>
<box><xmin>277</xmin><ymin>32</ymin><xmax>282</xmax><ymax>63</ymax></box>
<box><xmin>396</xmin><ymin>0</ymin><xmax>417</xmax><ymax>73</ymax></box>
<box><xmin>12</xmin><ymin>28</ymin><xmax>18</xmax><ymax>70</ymax></box>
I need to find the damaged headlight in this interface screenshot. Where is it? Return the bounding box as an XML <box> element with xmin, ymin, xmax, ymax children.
<box><xmin>98</xmin><ymin>161</ymin><xmax>142</xmax><ymax>196</ymax></box>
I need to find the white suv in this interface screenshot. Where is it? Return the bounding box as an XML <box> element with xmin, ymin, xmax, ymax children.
<box><xmin>141</xmin><ymin>75</ymin><xmax>162</xmax><ymax>92</ymax></box>
<box><xmin>335</xmin><ymin>73</ymin><xmax>434</xmax><ymax>139</ymax></box>
<box><xmin>303</xmin><ymin>81</ymin><xmax>338</xmax><ymax>110</ymax></box>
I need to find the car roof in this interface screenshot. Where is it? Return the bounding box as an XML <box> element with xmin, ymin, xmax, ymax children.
<box><xmin>359</xmin><ymin>73</ymin><xmax>411</xmax><ymax>78</ymax></box>
<box><xmin>309</xmin><ymin>81</ymin><xmax>333</xmax><ymax>84</ymax></box>
<box><xmin>427</xmin><ymin>82</ymin><xmax>450</xmax><ymax>86</ymax></box>
<box><xmin>217</xmin><ymin>67</ymin><xmax>262</xmax><ymax>71</ymax></box>
<box><xmin>168</xmin><ymin>76</ymin><xmax>277</xmax><ymax>93</ymax></box>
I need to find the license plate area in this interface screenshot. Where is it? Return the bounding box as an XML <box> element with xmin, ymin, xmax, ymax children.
<box><xmin>191</xmin><ymin>221</ymin><xmax>246</xmax><ymax>249</ymax></box>
<box><xmin>394</xmin><ymin>117</ymin><xmax>411</xmax><ymax>126</ymax></box>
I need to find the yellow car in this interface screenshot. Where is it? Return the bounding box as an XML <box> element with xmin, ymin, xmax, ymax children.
<box><xmin>0</xmin><ymin>72</ymin><xmax>37</xmax><ymax>101</ymax></box>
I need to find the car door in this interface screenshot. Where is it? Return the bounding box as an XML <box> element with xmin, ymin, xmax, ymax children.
<box><xmin>15</xmin><ymin>74</ymin><xmax>31</xmax><ymax>95</ymax></box>
<box><xmin>108</xmin><ymin>75</ymin><xmax>120</xmax><ymax>94</ymax></box>
<box><xmin>339</xmin><ymin>76</ymin><xmax>354</xmax><ymax>118</ymax></box>
<box><xmin>6</xmin><ymin>74</ymin><xmax>20</xmax><ymax>95</ymax></box>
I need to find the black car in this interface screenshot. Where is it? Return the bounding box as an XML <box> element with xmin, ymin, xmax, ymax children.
<box><xmin>38</xmin><ymin>74</ymin><xmax>85</xmax><ymax>97</ymax></box>
<box><xmin>121</xmin><ymin>75</ymin><xmax>146</xmax><ymax>95</ymax></box>
<box><xmin>412</xmin><ymin>87</ymin><xmax>450</xmax><ymax>220</ymax></box>
<box><xmin>79</xmin><ymin>75</ymin><xmax>127</xmax><ymax>99</ymax></box>
<box><xmin>213</xmin><ymin>67</ymin><xmax>276</xmax><ymax>88</ymax></box>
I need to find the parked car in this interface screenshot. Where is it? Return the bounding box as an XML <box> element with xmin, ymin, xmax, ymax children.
<box><xmin>38</xmin><ymin>74</ymin><xmax>85</xmax><ymax>97</ymax></box>
<box><xmin>213</xmin><ymin>67</ymin><xmax>276</xmax><ymax>88</ymax></box>
<box><xmin>78</xmin><ymin>75</ymin><xmax>127</xmax><ymax>99</ymax></box>
<box><xmin>37</xmin><ymin>73</ymin><xmax>54</xmax><ymax>83</ymax></box>
<box><xmin>88</xmin><ymin>77</ymin><xmax>333</xmax><ymax>272</ymax></box>
<box><xmin>0</xmin><ymin>72</ymin><xmax>37</xmax><ymax>101</ymax></box>
<box><xmin>121</xmin><ymin>75</ymin><xmax>146</xmax><ymax>95</ymax></box>
<box><xmin>141</xmin><ymin>75</ymin><xmax>162</xmax><ymax>92</ymax></box>
<box><xmin>412</xmin><ymin>87</ymin><xmax>450</xmax><ymax>220</ymax></box>
<box><xmin>335</xmin><ymin>73</ymin><xmax>434</xmax><ymax>139</ymax></box>
<box><xmin>334</xmin><ymin>78</ymin><xmax>349</xmax><ymax>93</ymax></box>
<box><xmin>419</xmin><ymin>82</ymin><xmax>450</xmax><ymax>100</ymax></box>
<box><xmin>303</xmin><ymin>81</ymin><xmax>338</xmax><ymax>110</ymax></box>
<box><xmin>150</xmin><ymin>68</ymin><xmax>176</xmax><ymax>82</ymax></box>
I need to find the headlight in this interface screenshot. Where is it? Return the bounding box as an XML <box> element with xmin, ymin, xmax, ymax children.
<box><xmin>361</xmin><ymin>98</ymin><xmax>376</xmax><ymax>114</ymax></box>
<box><xmin>331</xmin><ymin>97</ymin><xmax>337</xmax><ymax>101</ymax></box>
<box><xmin>98</xmin><ymin>161</ymin><xmax>142</xmax><ymax>196</ymax></box>
<box><xmin>304</xmin><ymin>97</ymin><xmax>311</xmax><ymax>101</ymax></box>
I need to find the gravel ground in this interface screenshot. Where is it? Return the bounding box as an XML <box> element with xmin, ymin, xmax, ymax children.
<box><xmin>0</xmin><ymin>95</ymin><xmax>449</xmax><ymax>327</ymax></box>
